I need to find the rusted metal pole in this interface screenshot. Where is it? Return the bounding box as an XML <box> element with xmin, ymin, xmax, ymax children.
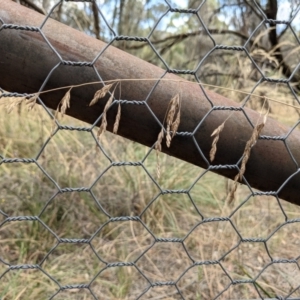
<box><xmin>0</xmin><ymin>1</ymin><xmax>299</xmax><ymax>205</ymax></box>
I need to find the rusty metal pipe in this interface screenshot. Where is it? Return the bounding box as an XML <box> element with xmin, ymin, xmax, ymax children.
<box><xmin>0</xmin><ymin>1</ymin><xmax>300</xmax><ymax>205</ymax></box>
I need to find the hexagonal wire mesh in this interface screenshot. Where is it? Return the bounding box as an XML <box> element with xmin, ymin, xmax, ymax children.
<box><xmin>0</xmin><ymin>0</ymin><xmax>300</xmax><ymax>299</ymax></box>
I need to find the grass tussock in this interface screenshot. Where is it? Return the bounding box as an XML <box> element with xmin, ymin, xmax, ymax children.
<box><xmin>0</xmin><ymin>87</ymin><xmax>300</xmax><ymax>300</ymax></box>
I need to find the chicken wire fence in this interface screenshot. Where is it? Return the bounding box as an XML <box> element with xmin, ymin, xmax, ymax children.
<box><xmin>0</xmin><ymin>0</ymin><xmax>300</xmax><ymax>299</ymax></box>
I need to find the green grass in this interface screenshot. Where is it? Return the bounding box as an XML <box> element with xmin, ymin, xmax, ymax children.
<box><xmin>0</xmin><ymin>100</ymin><xmax>300</xmax><ymax>299</ymax></box>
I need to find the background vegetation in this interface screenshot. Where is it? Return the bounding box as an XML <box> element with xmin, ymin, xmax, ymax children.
<box><xmin>1</xmin><ymin>0</ymin><xmax>300</xmax><ymax>299</ymax></box>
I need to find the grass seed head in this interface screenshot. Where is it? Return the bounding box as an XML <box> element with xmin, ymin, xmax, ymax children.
<box><xmin>113</xmin><ymin>103</ymin><xmax>121</xmax><ymax>134</ymax></box>
<box><xmin>155</xmin><ymin>128</ymin><xmax>165</xmax><ymax>179</ymax></box>
<box><xmin>97</xmin><ymin>122</ymin><xmax>106</xmax><ymax>140</ymax></box>
<box><xmin>227</xmin><ymin>122</ymin><xmax>265</xmax><ymax>203</ymax></box>
<box><xmin>226</xmin><ymin>174</ymin><xmax>239</xmax><ymax>204</ymax></box>
<box><xmin>0</xmin><ymin>91</ymin><xmax>26</xmax><ymax>113</ymax></box>
<box><xmin>102</xmin><ymin>90</ymin><xmax>115</xmax><ymax>113</ymax></box>
<box><xmin>166</xmin><ymin>94</ymin><xmax>180</xmax><ymax>148</ymax></box>
<box><xmin>89</xmin><ymin>83</ymin><xmax>113</xmax><ymax>106</ymax></box>
<box><xmin>26</xmin><ymin>94</ymin><xmax>39</xmax><ymax>111</ymax></box>
<box><xmin>97</xmin><ymin>89</ymin><xmax>116</xmax><ymax>140</ymax></box>
<box><xmin>155</xmin><ymin>128</ymin><xmax>164</xmax><ymax>152</ymax></box>
<box><xmin>239</xmin><ymin>122</ymin><xmax>264</xmax><ymax>180</ymax></box>
<box><xmin>171</xmin><ymin>109</ymin><xmax>180</xmax><ymax>141</ymax></box>
<box><xmin>210</xmin><ymin>122</ymin><xmax>225</xmax><ymax>162</ymax></box>
<box><xmin>60</xmin><ymin>88</ymin><xmax>71</xmax><ymax>117</ymax></box>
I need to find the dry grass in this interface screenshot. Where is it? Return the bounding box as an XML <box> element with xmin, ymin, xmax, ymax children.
<box><xmin>225</xmin><ymin>121</ymin><xmax>265</xmax><ymax>205</ymax></box>
<box><xmin>210</xmin><ymin>121</ymin><xmax>225</xmax><ymax>162</ymax></box>
<box><xmin>155</xmin><ymin>93</ymin><xmax>181</xmax><ymax>179</ymax></box>
<box><xmin>113</xmin><ymin>103</ymin><xmax>122</xmax><ymax>134</ymax></box>
<box><xmin>89</xmin><ymin>84</ymin><xmax>113</xmax><ymax>107</ymax></box>
<box><xmin>155</xmin><ymin>128</ymin><xmax>164</xmax><ymax>179</ymax></box>
<box><xmin>165</xmin><ymin>94</ymin><xmax>181</xmax><ymax>148</ymax></box>
<box><xmin>0</xmin><ymin>84</ymin><xmax>300</xmax><ymax>300</ymax></box>
<box><xmin>97</xmin><ymin>86</ymin><xmax>116</xmax><ymax>141</ymax></box>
